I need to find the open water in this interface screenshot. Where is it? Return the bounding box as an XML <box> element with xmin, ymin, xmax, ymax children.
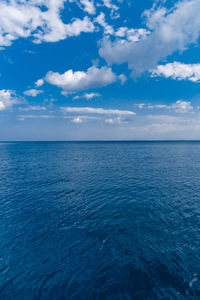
<box><xmin>1</xmin><ymin>141</ymin><xmax>200</xmax><ymax>299</ymax></box>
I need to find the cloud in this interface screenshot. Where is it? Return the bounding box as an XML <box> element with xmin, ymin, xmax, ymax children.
<box><xmin>102</xmin><ymin>0</ymin><xmax>119</xmax><ymax>11</ymax></box>
<box><xmin>152</xmin><ymin>62</ymin><xmax>200</xmax><ymax>82</ymax></box>
<box><xmin>95</xmin><ymin>12</ymin><xmax>149</xmax><ymax>41</ymax></box>
<box><xmin>105</xmin><ymin>117</ymin><xmax>125</xmax><ymax>124</ymax></box>
<box><xmin>118</xmin><ymin>74</ymin><xmax>127</xmax><ymax>84</ymax></box>
<box><xmin>134</xmin><ymin>103</ymin><xmax>145</xmax><ymax>109</ymax></box>
<box><xmin>19</xmin><ymin>106</ymin><xmax>46</xmax><ymax>111</ymax></box>
<box><xmin>66</xmin><ymin>114</ymin><xmax>128</xmax><ymax>124</ymax></box>
<box><xmin>171</xmin><ymin>100</ymin><xmax>193</xmax><ymax>113</ymax></box>
<box><xmin>0</xmin><ymin>0</ymin><xmax>95</xmax><ymax>47</ymax></box>
<box><xmin>35</xmin><ymin>79</ymin><xmax>44</xmax><ymax>87</ymax></box>
<box><xmin>0</xmin><ymin>89</ymin><xmax>18</xmax><ymax>111</ymax></box>
<box><xmin>64</xmin><ymin>115</ymin><xmax>100</xmax><ymax>119</ymax></box>
<box><xmin>65</xmin><ymin>114</ymin><xmax>101</xmax><ymax>123</ymax></box>
<box><xmin>147</xmin><ymin>104</ymin><xmax>168</xmax><ymax>109</ymax></box>
<box><xmin>71</xmin><ymin>116</ymin><xmax>83</xmax><ymax>123</ymax></box>
<box><xmin>45</xmin><ymin>66</ymin><xmax>120</xmax><ymax>93</ymax></box>
<box><xmin>99</xmin><ymin>0</ymin><xmax>200</xmax><ymax>76</ymax></box>
<box><xmin>115</xmin><ymin>27</ymin><xmax>150</xmax><ymax>42</ymax></box>
<box><xmin>95</xmin><ymin>12</ymin><xmax>114</xmax><ymax>35</ymax></box>
<box><xmin>148</xmin><ymin>100</ymin><xmax>193</xmax><ymax>113</ymax></box>
<box><xmin>18</xmin><ymin>114</ymin><xmax>55</xmax><ymax>120</ymax></box>
<box><xmin>147</xmin><ymin>115</ymin><xmax>182</xmax><ymax>122</ymax></box>
<box><xmin>60</xmin><ymin>17</ymin><xmax>94</xmax><ymax>41</ymax></box>
<box><xmin>123</xmin><ymin>113</ymin><xmax>200</xmax><ymax>139</ymax></box>
<box><xmin>60</xmin><ymin>106</ymin><xmax>135</xmax><ymax>115</ymax></box>
<box><xmin>79</xmin><ymin>0</ymin><xmax>96</xmax><ymax>14</ymax></box>
<box><xmin>73</xmin><ymin>92</ymin><xmax>101</xmax><ymax>100</ymax></box>
<box><xmin>142</xmin><ymin>114</ymin><xmax>200</xmax><ymax>136</ymax></box>
<box><xmin>23</xmin><ymin>89</ymin><xmax>43</xmax><ymax>97</ymax></box>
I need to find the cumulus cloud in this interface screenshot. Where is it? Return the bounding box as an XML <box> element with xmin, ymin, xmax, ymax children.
<box><xmin>45</xmin><ymin>66</ymin><xmax>120</xmax><ymax>93</ymax></box>
<box><xmin>71</xmin><ymin>116</ymin><xmax>83</xmax><ymax>123</ymax></box>
<box><xmin>0</xmin><ymin>0</ymin><xmax>95</xmax><ymax>47</ymax></box>
<box><xmin>23</xmin><ymin>89</ymin><xmax>43</xmax><ymax>97</ymax></box>
<box><xmin>115</xmin><ymin>27</ymin><xmax>150</xmax><ymax>42</ymax></box>
<box><xmin>73</xmin><ymin>92</ymin><xmax>101</xmax><ymax>100</ymax></box>
<box><xmin>152</xmin><ymin>62</ymin><xmax>200</xmax><ymax>82</ymax></box>
<box><xmin>60</xmin><ymin>106</ymin><xmax>135</xmax><ymax>115</ymax></box>
<box><xmin>0</xmin><ymin>89</ymin><xmax>18</xmax><ymax>110</ymax></box>
<box><xmin>99</xmin><ymin>0</ymin><xmax>200</xmax><ymax>76</ymax></box>
<box><xmin>102</xmin><ymin>0</ymin><xmax>119</xmax><ymax>11</ymax></box>
<box><xmin>170</xmin><ymin>100</ymin><xmax>193</xmax><ymax>113</ymax></box>
<box><xmin>95</xmin><ymin>12</ymin><xmax>149</xmax><ymax>40</ymax></box>
<box><xmin>35</xmin><ymin>79</ymin><xmax>44</xmax><ymax>87</ymax></box>
<box><xmin>79</xmin><ymin>0</ymin><xmax>96</xmax><ymax>14</ymax></box>
<box><xmin>95</xmin><ymin>12</ymin><xmax>114</xmax><ymax>35</ymax></box>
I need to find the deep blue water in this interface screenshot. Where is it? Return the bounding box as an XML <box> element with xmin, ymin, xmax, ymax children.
<box><xmin>1</xmin><ymin>141</ymin><xmax>200</xmax><ymax>299</ymax></box>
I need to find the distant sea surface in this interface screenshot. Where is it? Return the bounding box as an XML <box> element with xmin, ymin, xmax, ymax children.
<box><xmin>1</xmin><ymin>141</ymin><xmax>200</xmax><ymax>299</ymax></box>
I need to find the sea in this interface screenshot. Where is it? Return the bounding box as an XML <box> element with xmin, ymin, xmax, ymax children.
<box><xmin>0</xmin><ymin>141</ymin><xmax>200</xmax><ymax>299</ymax></box>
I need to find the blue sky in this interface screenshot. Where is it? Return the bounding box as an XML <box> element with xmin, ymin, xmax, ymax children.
<box><xmin>1</xmin><ymin>0</ymin><xmax>200</xmax><ymax>140</ymax></box>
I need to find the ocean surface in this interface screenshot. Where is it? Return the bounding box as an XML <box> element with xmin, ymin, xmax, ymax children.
<box><xmin>1</xmin><ymin>141</ymin><xmax>200</xmax><ymax>299</ymax></box>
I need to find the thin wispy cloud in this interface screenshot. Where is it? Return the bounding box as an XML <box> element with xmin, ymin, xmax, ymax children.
<box><xmin>105</xmin><ymin>117</ymin><xmax>126</xmax><ymax>124</ymax></box>
<box><xmin>24</xmin><ymin>89</ymin><xmax>43</xmax><ymax>97</ymax></box>
<box><xmin>60</xmin><ymin>107</ymin><xmax>135</xmax><ymax>115</ymax></box>
<box><xmin>19</xmin><ymin>106</ymin><xmax>46</xmax><ymax>111</ymax></box>
<box><xmin>148</xmin><ymin>100</ymin><xmax>193</xmax><ymax>113</ymax></box>
<box><xmin>73</xmin><ymin>93</ymin><xmax>101</xmax><ymax>100</ymax></box>
<box><xmin>18</xmin><ymin>114</ymin><xmax>55</xmax><ymax>120</ymax></box>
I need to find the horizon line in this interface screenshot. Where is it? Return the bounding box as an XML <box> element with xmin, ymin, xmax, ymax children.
<box><xmin>1</xmin><ymin>139</ymin><xmax>200</xmax><ymax>143</ymax></box>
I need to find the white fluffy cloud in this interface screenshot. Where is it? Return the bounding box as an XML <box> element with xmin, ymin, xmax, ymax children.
<box><xmin>0</xmin><ymin>0</ymin><xmax>95</xmax><ymax>47</ymax></box>
<box><xmin>35</xmin><ymin>79</ymin><xmax>44</xmax><ymax>87</ymax></box>
<box><xmin>99</xmin><ymin>0</ymin><xmax>200</xmax><ymax>76</ymax></box>
<box><xmin>79</xmin><ymin>0</ymin><xmax>96</xmax><ymax>14</ymax></box>
<box><xmin>152</xmin><ymin>62</ymin><xmax>200</xmax><ymax>82</ymax></box>
<box><xmin>0</xmin><ymin>89</ymin><xmax>18</xmax><ymax>110</ymax></box>
<box><xmin>169</xmin><ymin>100</ymin><xmax>193</xmax><ymax>113</ymax></box>
<box><xmin>95</xmin><ymin>12</ymin><xmax>149</xmax><ymax>40</ymax></box>
<box><xmin>24</xmin><ymin>89</ymin><xmax>43</xmax><ymax>97</ymax></box>
<box><xmin>115</xmin><ymin>27</ymin><xmax>150</xmax><ymax>42</ymax></box>
<box><xmin>45</xmin><ymin>66</ymin><xmax>120</xmax><ymax>93</ymax></box>
<box><xmin>95</xmin><ymin>12</ymin><xmax>114</xmax><ymax>35</ymax></box>
<box><xmin>71</xmin><ymin>116</ymin><xmax>83</xmax><ymax>123</ymax></box>
<box><xmin>102</xmin><ymin>0</ymin><xmax>119</xmax><ymax>11</ymax></box>
<box><xmin>61</xmin><ymin>106</ymin><xmax>135</xmax><ymax>115</ymax></box>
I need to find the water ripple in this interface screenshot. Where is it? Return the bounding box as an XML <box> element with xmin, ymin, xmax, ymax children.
<box><xmin>1</xmin><ymin>141</ymin><xmax>200</xmax><ymax>299</ymax></box>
